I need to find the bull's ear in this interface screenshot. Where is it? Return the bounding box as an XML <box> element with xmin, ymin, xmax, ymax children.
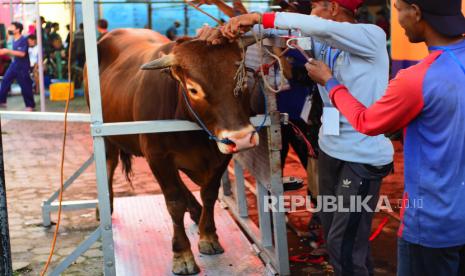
<box><xmin>140</xmin><ymin>54</ymin><xmax>177</xmax><ymax>70</ymax></box>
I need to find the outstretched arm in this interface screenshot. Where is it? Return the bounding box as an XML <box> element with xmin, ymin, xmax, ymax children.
<box><xmin>0</xmin><ymin>48</ymin><xmax>26</xmax><ymax>58</ymax></box>
<box><xmin>304</xmin><ymin>53</ymin><xmax>441</xmax><ymax>135</ymax></box>
<box><xmin>221</xmin><ymin>12</ymin><xmax>386</xmax><ymax>59</ymax></box>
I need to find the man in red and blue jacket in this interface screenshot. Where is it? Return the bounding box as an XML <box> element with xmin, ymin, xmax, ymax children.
<box><xmin>306</xmin><ymin>0</ymin><xmax>465</xmax><ymax>275</ymax></box>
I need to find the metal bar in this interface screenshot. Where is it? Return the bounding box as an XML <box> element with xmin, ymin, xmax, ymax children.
<box><xmin>233</xmin><ymin>160</ymin><xmax>248</xmax><ymax>218</ymax></box>
<box><xmin>268</xmin><ymin>110</ymin><xmax>290</xmax><ymax>275</ymax></box>
<box><xmin>271</xmin><ymin>206</ymin><xmax>290</xmax><ymax>275</ymax></box>
<box><xmin>220</xmin><ymin>195</ymin><xmax>278</xmax><ymax>272</ymax></box>
<box><xmin>221</xmin><ymin>170</ymin><xmax>232</xmax><ymax>196</ymax></box>
<box><xmin>44</xmin><ymin>155</ymin><xmax>94</xmax><ymax>205</ymax></box>
<box><xmin>92</xmin><ymin>137</ymin><xmax>115</xmax><ymax>275</ymax></box>
<box><xmin>0</xmin><ymin>111</ymin><xmax>90</xmax><ymax>122</ymax></box>
<box><xmin>0</xmin><ymin>118</ymin><xmax>12</xmax><ymax>276</ymax></box>
<box><xmin>43</xmin><ymin>200</ymin><xmax>98</xmax><ymax>212</ymax></box>
<box><xmin>92</xmin><ymin>120</ymin><xmax>201</xmax><ymax>136</ymax></box>
<box><xmin>9</xmin><ymin>0</ymin><xmax>13</xmax><ymax>20</ymax></box>
<box><xmin>82</xmin><ymin>1</ymin><xmax>116</xmax><ymax>275</ymax></box>
<box><xmin>0</xmin><ymin>112</ymin><xmax>268</xmax><ymax>128</ymax></box>
<box><xmin>91</xmin><ymin>115</ymin><xmax>270</xmax><ymax>137</ymax></box>
<box><xmin>49</xmin><ymin>227</ymin><xmax>101</xmax><ymax>276</ymax></box>
<box><xmin>41</xmin><ymin>155</ymin><xmax>94</xmax><ymax>226</ymax></box>
<box><xmin>35</xmin><ymin>0</ymin><xmax>46</xmax><ymax>112</ymax></box>
<box><xmin>256</xmin><ymin>181</ymin><xmax>272</xmax><ymax>248</ymax></box>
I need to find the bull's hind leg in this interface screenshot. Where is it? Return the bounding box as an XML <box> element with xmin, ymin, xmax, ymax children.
<box><xmin>97</xmin><ymin>140</ymin><xmax>119</xmax><ymax>220</ymax></box>
<box><xmin>181</xmin><ymin>184</ymin><xmax>202</xmax><ymax>225</ymax></box>
<box><xmin>147</xmin><ymin>159</ymin><xmax>200</xmax><ymax>275</ymax></box>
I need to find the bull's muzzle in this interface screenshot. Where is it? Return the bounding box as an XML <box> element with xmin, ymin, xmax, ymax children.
<box><xmin>217</xmin><ymin>125</ymin><xmax>259</xmax><ymax>154</ymax></box>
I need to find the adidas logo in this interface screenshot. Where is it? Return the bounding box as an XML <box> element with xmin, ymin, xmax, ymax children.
<box><xmin>342</xmin><ymin>179</ymin><xmax>351</xmax><ymax>188</ymax></box>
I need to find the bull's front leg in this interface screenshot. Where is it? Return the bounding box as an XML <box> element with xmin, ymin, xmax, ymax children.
<box><xmin>198</xmin><ymin>177</ymin><xmax>225</xmax><ymax>255</ymax></box>
<box><xmin>147</xmin><ymin>158</ymin><xmax>200</xmax><ymax>275</ymax></box>
<box><xmin>166</xmin><ymin>199</ymin><xmax>200</xmax><ymax>274</ymax></box>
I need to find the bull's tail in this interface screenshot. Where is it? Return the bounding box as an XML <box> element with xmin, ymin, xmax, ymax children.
<box><xmin>119</xmin><ymin>150</ymin><xmax>134</xmax><ymax>190</ymax></box>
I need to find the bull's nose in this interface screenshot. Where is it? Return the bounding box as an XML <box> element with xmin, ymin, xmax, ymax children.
<box><xmin>218</xmin><ymin>127</ymin><xmax>259</xmax><ymax>154</ymax></box>
<box><xmin>229</xmin><ymin>132</ymin><xmax>257</xmax><ymax>150</ymax></box>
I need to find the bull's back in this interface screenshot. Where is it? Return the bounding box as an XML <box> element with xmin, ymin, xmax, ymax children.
<box><xmin>84</xmin><ymin>28</ymin><xmax>174</xmax><ymax>120</ymax></box>
<box><xmin>84</xmin><ymin>29</ymin><xmax>178</xmax><ymax>155</ymax></box>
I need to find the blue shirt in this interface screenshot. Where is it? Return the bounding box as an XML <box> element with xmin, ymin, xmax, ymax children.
<box><xmin>325</xmin><ymin>39</ymin><xmax>465</xmax><ymax>247</ymax></box>
<box><xmin>11</xmin><ymin>36</ymin><xmax>30</xmax><ymax>69</ymax></box>
<box><xmin>402</xmin><ymin>41</ymin><xmax>465</xmax><ymax>248</ymax></box>
<box><xmin>276</xmin><ymin>49</ymin><xmax>313</xmax><ymax>120</ymax></box>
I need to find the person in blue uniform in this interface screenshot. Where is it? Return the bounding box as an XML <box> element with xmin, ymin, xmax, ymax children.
<box><xmin>0</xmin><ymin>22</ymin><xmax>35</xmax><ymax>111</ymax></box>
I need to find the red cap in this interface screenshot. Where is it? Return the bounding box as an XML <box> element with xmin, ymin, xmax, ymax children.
<box><xmin>331</xmin><ymin>0</ymin><xmax>364</xmax><ymax>13</ymax></box>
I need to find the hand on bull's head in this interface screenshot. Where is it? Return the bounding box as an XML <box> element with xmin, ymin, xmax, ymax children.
<box><xmin>221</xmin><ymin>13</ymin><xmax>261</xmax><ymax>40</ymax></box>
<box><xmin>196</xmin><ymin>24</ymin><xmax>258</xmax><ymax>50</ymax></box>
<box><xmin>196</xmin><ymin>26</ymin><xmax>229</xmax><ymax>45</ymax></box>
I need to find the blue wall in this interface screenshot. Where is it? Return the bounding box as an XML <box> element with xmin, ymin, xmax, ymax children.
<box><xmin>75</xmin><ymin>1</ymin><xmax>270</xmax><ymax>37</ymax></box>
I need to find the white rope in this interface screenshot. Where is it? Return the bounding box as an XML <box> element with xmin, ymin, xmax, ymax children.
<box><xmin>252</xmin><ymin>21</ymin><xmax>287</xmax><ymax>94</ymax></box>
<box><xmin>234</xmin><ymin>42</ymin><xmax>247</xmax><ymax>97</ymax></box>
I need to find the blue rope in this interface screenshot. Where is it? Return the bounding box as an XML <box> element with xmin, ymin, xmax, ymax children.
<box><xmin>179</xmin><ymin>73</ymin><xmax>268</xmax><ymax>146</ymax></box>
<box><xmin>180</xmin><ymin>87</ymin><xmax>234</xmax><ymax>145</ymax></box>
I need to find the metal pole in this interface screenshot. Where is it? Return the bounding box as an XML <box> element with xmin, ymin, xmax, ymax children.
<box><xmin>36</xmin><ymin>0</ymin><xmax>46</xmax><ymax>112</ymax></box>
<box><xmin>9</xmin><ymin>0</ymin><xmax>13</xmax><ymax>21</ymax></box>
<box><xmin>82</xmin><ymin>1</ymin><xmax>116</xmax><ymax>274</ymax></box>
<box><xmin>147</xmin><ymin>2</ymin><xmax>152</xmax><ymax>29</ymax></box>
<box><xmin>0</xmin><ymin>118</ymin><xmax>13</xmax><ymax>276</ymax></box>
<box><xmin>183</xmin><ymin>3</ymin><xmax>188</xmax><ymax>35</ymax></box>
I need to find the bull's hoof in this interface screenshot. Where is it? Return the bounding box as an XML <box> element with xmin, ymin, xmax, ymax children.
<box><xmin>172</xmin><ymin>250</ymin><xmax>200</xmax><ymax>275</ymax></box>
<box><xmin>198</xmin><ymin>237</ymin><xmax>224</xmax><ymax>255</ymax></box>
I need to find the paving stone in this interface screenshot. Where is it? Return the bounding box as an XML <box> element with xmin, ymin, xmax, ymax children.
<box><xmin>28</xmin><ymin>231</ymin><xmax>46</xmax><ymax>238</ymax></box>
<box><xmin>83</xmin><ymin>249</ymin><xmax>103</xmax><ymax>258</ymax></box>
<box><xmin>9</xmin><ymin>231</ymin><xmax>26</xmax><ymax>239</ymax></box>
<box><xmin>31</xmin><ymin>254</ymin><xmax>49</xmax><ymax>263</ymax></box>
<box><xmin>11</xmin><ymin>245</ymin><xmax>32</xmax><ymax>254</ymax></box>
<box><xmin>11</xmin><ymin>238</ymin><xmax>34</xmax><ymax>247</ymax></box>
<box><xmin>58</xmin><ymin>247</ymin><xmax>77</xmax><ymax>256</ymax></box>
<box><xmin>90</xmin><ymin>241</ymin><xmax>102</xmax><ymax>249</ymax></box>
<box><xmin>24</xmin><ymin>219</ymin><xmax>43</xmax><ymax>226</ymax></box>
<box><xmin>12</xmin><ymin>261</ymin><xmax>30</xmax><ymax>271</ymax></box>
<box><xmin>32</xmin><ymin>247</ymin><xmax>54</xmax><ymax>255</ymax></box>
<box><xmin>73</xmin><ymin>256</ymin><xmax>86</xmax><ymax>264</ymax></box>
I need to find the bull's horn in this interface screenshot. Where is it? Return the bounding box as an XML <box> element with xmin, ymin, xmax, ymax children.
<box><xmin>239</xmin><ymin>35</ymin><xmax>260</xmax><ymax>48</ymax></box>
<box><xmin>140</xmin><ymin>54</ymin><xmax>176</xmax><ymax>70</ymax></box>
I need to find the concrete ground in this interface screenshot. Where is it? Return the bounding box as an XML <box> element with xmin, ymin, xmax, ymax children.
<box><xmin>2</xmin><ymin>94</ymin><xmax>402</xmax><ymax>275</ymax></box>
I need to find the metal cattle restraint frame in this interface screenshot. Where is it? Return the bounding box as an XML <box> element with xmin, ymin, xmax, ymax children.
<box><xmin>1</xmin><ymin>1</ymin><xmax>291</xmax><ymax>275</ymax></box>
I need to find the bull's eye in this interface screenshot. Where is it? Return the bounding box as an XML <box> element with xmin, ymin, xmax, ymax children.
<box><xmin>189</xmin><ymin>88</ymin><xmax>198</xmax><ymax>95</ymax></box>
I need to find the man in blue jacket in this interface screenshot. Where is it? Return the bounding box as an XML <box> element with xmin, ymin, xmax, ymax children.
<box><xmin>0</xmin><ymin>22</ymin><xmax>35</xmax><ymax>111</ymax></box>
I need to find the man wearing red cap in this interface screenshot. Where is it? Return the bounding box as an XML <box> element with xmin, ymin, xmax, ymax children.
<box><xmin>217</xmin><ymin>1</ymin><xmax>394</xmax><ymax>275</ymax></box>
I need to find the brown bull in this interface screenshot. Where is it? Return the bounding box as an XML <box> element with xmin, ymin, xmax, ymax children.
<box><xmin>84</xmin><ymin>29</ymin><xmax>259</xmax><ymax>274</ymax></box>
